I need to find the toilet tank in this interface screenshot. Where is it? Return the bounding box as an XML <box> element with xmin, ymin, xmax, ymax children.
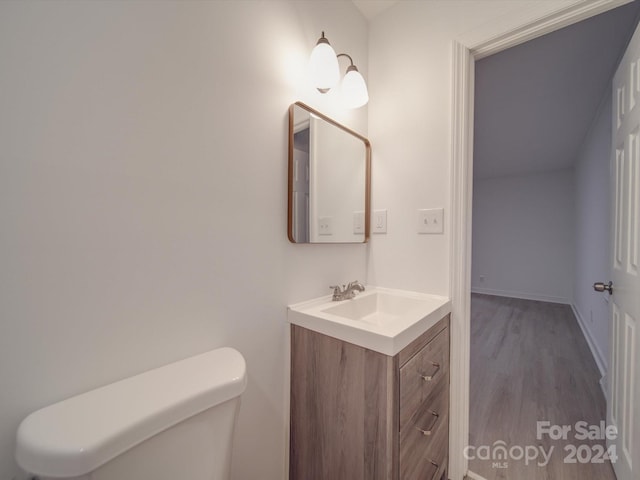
<box><xmin>16</xmin><ymin>347</ymin><xmax>247</xmax><ymax>480</ymax></box>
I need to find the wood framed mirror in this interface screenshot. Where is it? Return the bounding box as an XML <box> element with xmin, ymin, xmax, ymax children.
<box><xmin>288</xmin><ymin>102</ymin><xmax>371</xmax><ymax>244</ymax></box>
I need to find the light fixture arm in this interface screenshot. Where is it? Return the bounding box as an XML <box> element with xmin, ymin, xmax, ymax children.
<box><xmin>336</xmin><ymin>53</ymin><xmax>355</xmax><ymax>66</ymax></box>
<box><xmin>337</xmin><ymin>53</ymin><xmax>361</xmax><ymax>75</ymax></box>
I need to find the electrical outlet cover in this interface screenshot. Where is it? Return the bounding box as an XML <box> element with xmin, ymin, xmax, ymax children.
<box><xmin>373</xmin><ymin>209</ymin><xmax>387</xmax><ymax>234</ymax></box>
<box><xmin>318</xmin><ymin>216</ymin><xmax>333</xmax><ymax>235</ymax></box>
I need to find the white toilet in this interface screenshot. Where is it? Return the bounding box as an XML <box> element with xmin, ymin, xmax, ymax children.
<box><xmin>15</xmin><ymin>347</ymin><xmax>247</xmax><ymax>480</ymax></box>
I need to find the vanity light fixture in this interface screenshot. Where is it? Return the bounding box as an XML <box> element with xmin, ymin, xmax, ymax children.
<box><xmin>308</xmin><ymin>32</ymin><xmax>369</xmax><ymax>109</ymax></box>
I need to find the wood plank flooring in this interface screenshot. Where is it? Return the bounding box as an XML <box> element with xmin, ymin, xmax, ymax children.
<box><xmin>468</xmin><ymin>294</ymin><xmax>616</xmax><ymax>480</ymax></box>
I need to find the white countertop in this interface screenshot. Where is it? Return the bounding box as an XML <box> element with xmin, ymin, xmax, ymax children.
<box><xmin>287</xmin><ymin>286</ymin><xmax>451</xmax><ymax>356</ymax></box>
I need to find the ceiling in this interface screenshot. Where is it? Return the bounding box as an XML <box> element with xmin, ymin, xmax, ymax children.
<box><xmin>474</xmin><ymin>1</ymin><xmax>640</xmax><ymax>179</ymax></box>
<box><xmin>352</xmin><ymin>0</ymin><xmax>399</xmax><ymax>20</ymax></box>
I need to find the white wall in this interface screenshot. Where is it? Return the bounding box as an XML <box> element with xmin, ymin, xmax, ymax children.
<box><xmin>572</xmin><ymin>93</ymin><xmax>612</xmax><ymax>375</ymax></box>
<box><xmin>0</xmin><ymin>1</ymin><xmax>368</xmax><ymax>479</ymax></box>
<box><xmin>471</xmin><ymin>170</ymin><xmax>575</xmax><ymax>304</ymax></box>
<box><xmin>366</xmin><ymin>0</ymin><xmax>576</xmax><ymax>295</ymax></box>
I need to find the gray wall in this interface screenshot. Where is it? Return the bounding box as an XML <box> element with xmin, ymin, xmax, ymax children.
<box><xmin>471</xmin><ymin>91</ymin><xmax>612</xmax><ymax>378</ymax></box>
<box><xmin>472</xmin><ymin>170</ymin><xmax>576</xmax><ymax>304</ymax></box>
<box><xmin>573</xmin><ymin>93</ymin><xmax>612</xmax><ymax>375</ymax></box>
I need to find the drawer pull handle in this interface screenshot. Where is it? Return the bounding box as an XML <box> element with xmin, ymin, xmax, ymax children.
<box><xmin>417</xmin><ymin>410</ymin><xmax>440</xmax><ymax>436</ymax></box>
<box><xmin>420</xmin><ymin>362</ymin><xmax>441</xmax><ymax>381</ymax></box>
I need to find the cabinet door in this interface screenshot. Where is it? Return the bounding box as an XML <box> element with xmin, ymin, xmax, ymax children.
<box><xmin>290</xmin><ymin>325</ymin><xmax>398</xmax><ymax>480</ymax></box>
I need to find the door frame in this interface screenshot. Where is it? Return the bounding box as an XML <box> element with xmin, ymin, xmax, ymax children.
<box><xmin>448</xmin><ymin>1</ymin><xmax>634</xmax><ymax>479</ymax></box>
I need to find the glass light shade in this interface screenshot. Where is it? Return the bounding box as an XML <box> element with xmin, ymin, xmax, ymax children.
<box><xmin>309</xmin><ymin>41</ymin><xmax>340</xmax><ymax>93</ymax></box>
<box><xmin>341</xmin><ymin>66</ymin><xmax>369</xmax><ymax>109</ymax></box>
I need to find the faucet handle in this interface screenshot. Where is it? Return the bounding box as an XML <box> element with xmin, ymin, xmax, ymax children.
<box><xmin>330</xmin><ymin>285</ymin><xmax>344</xmax><ymax>301</ymax></box>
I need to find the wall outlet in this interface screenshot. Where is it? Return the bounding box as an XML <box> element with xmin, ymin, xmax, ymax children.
<box><xmin>353</xmin><ymin>211</ymin><xmax>365</xmax><ymax>234</ymax></box>
<box><xmin>418</xmin><ymin>208</ymin><xmax>444</xmax><ymax>234</ymax></box>
<box><xmin>318</xmin><ymin>216</ymin><xmax>333</xmax><ymax>235</ymax></box>
<box><xmin>479</xmin><ymin>275</ymin><xmax>485</xmax><ymax>283</ymax></box>
<box><xmin>373</xmin><ymin>209</ymin><xmax>387</xmax><ymax>234</ymax></box>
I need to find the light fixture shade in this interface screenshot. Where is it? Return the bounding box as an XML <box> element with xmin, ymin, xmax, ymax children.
<box><xmin>341</xmin><ymin>65</ymin><xmax>369</xmax><ymax>109</ymax></box>
<box><xmin>309</xmin><ymin>36</ymin><xmax>340</xmax><ymax>93</ymax></box>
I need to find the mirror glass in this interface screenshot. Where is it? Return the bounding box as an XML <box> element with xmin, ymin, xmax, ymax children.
<box><xmin>288</xmin><ymin>102</ymin><xmax>371</xmax><ymax>243</ymax></box>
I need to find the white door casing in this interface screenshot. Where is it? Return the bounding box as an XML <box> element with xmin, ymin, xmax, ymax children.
<box><xmin>292</xmin><ymin>118</ymin><xmax>311</xmax><ymax>243</ymax></box>
<box><xmin>292</xmin><ymin>144</ymin><xmax>310</xmax><ymax>243</ymax></box>
<box><xmin>608</xmin><ymin>21</ymin><xmax>640</xmax><ymax>480</ymax></box>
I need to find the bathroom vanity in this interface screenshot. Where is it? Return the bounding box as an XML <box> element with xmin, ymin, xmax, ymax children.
<box><xmin>288</xmin><ymin>287</ymin><xmax>451</xmax><ymax>480</ymax></box>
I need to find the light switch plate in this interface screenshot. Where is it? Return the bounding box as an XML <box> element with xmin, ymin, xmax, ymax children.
<box><xmin>373</xmin><ymin>209</ymin><xmax>387</xmax><ymax>234</ymax></box>
<box><xmin>417</xmin><ymin>208</ymin><xmax>444</xmax><ymax>234</ymax></box>
<box><xmin>318</xmin><ymin>216</ymin><xmax>333</xmax><ymax>235</ymax></box>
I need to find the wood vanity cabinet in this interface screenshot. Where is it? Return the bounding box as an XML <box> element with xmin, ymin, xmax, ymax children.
<box><xmin>290</xmin><ymin>315</ymin><xmax>450</xmax><ymax>480</ymax></box>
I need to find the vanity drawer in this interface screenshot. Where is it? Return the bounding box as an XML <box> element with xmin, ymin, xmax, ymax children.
<box><xmin>399</xmin><ymin>395</ymin><xmax>449</xmax><ymax>480</ymax></box>
<box><xmin>399</xmin><ymin>326</ymin><xmax>449</xmax><ymax>430</ymax></box>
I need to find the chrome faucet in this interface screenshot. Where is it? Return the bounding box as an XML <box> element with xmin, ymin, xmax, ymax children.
<box><xmin>330</xmin><ymin>281</ymin><xmax>365</xmax><ymax>301</ymax></box>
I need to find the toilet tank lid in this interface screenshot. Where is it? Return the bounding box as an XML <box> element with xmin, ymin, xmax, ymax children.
<box><xmin>15</xmin><ymin>347</ymin><xmax>247</xmax><ymax>478</ymax></box>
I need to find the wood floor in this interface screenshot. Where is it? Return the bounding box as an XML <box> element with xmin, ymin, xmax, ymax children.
<box><xmin>468</xmin><ymin>294</ymin><xmax>616</xmax><ymax>480</ymax></box>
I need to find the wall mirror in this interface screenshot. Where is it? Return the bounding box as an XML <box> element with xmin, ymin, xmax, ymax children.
<box><xmin>288</xmin><ymin>102</ymin><xmax>371</xmax><ymax>244</ymax></box>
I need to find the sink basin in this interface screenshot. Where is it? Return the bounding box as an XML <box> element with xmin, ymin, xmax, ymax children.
<box><xmin>287</xmin><ymin>287</ymin><xmax>451</xmax><ymax>356</ymax></box>
<box><xmin>322</xmin><ymin>291</ymin><xmax>430</xmax><ymax>324</ymax></box>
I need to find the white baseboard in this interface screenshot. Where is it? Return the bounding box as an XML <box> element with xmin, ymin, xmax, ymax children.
<box><xmin>571</xmin><ymin>303</ymin><xmax>607</xmax><ymax>397</ymax></box>
<box><xmin>471</xmin><ymin>287</ymin><xmax>570</xmax><ymax>305</ymax></box>
<box><xmin>599</xmin><ymin>372</ymin><xmax>607</xmax><ymax>398</ymax></box>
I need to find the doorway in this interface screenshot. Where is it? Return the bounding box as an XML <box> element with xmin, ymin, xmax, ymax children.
<box><xmin>448</xmin><ymin>1</ymin><xmax>640</xmax><ymax>479</ymax></box>
<box><xmin>468</xmin><ymin>4</ymin><xmax>639</xmax><ymax>479</ymax></box>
